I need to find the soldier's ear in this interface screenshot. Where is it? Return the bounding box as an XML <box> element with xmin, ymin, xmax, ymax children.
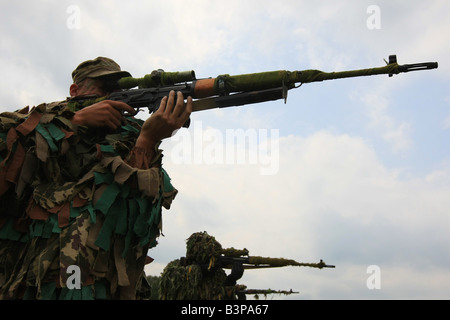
<box><xmin>69</xmin><ymin>83</ymin><xmax>79</xmax><ymax>97</ymax></box>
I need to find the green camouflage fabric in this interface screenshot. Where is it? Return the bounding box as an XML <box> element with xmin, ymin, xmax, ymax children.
<box><xmin>159</xmin><ymin>259</ymin><xmax>227</xmax><ymax>300</ymax></box>
<box><xmin>0</xmin><ymin>99</ymin><xmax>177</xmax><ymax>299</ymax></box>
<box><xmin>159</xmin><ymin>232</ymin><xmax>228</xmax><ymax>300</ymax></box>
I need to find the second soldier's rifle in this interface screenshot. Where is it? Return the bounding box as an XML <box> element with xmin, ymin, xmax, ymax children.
<box><xmin>235</xmin><ymin>286</ymin><xmax>299</xmax><ymax>300</ymax></box>
<box><xmin>216</xmin><ymin>255</ymin><xmax>335</xmax><ymax>287</ymax></box>
<box><xmin>72</xmin><ymin>54</ymin><xmax>438</xmax><ymax>127</ymax></box>
<box><xmin>180</xmin><ymin>248</ymin><xmax>335</xmax><ymax>287</ymax></box>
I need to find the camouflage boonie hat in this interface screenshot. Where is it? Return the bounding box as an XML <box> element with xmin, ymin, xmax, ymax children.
<box><xmin>72</xmin><ymin>57</ymin><xmax>132</xmax><ymax>84</ymax></box>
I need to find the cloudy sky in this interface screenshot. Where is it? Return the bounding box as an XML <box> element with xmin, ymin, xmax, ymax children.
<box><xmin>1</xmin><ymin>1</ymin><xmax>449</xmax><ymax>299</ymax></box>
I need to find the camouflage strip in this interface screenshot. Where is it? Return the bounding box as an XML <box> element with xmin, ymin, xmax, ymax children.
<box><xmin>0</xmin><ymin>99</ymin><xmax>177</xmax><ymax>299</ymax></box>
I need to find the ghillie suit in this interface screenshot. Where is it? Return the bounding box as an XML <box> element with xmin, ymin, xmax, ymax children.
<box><xmin>159</xmin><ymin>232</ymin><xmax>227</xmax><ymax>300</ymax></box>
<box><xmin>0</xmin><ymin>101</ymin><xmax>177</xmax><ymax>299</ymax></box>
<box><xmin>159</xmin><ymin>231</ymin><xmax>335</xmax><ymax>300</ymax></box>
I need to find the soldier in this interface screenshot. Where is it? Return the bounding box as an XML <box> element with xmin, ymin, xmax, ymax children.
<box><xmin>0</xmin><ymin>57</ymin><xmax>191</xmax><ymax>299</ymax></box>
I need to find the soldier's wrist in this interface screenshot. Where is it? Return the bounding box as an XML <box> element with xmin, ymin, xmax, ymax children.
<box><xmin>126</xmin><ymin>142</ymin><xmax>162</xmax><ymax>169</ymax></box>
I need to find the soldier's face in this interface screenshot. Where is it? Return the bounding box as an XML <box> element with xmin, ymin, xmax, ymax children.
<box><xmin>71</xmin><ymin>78</ymin><xmax>107</xmax><ymax>97</ymax></box>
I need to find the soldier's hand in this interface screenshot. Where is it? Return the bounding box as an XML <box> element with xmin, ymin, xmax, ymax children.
<box><xmin>136</xmin><ymin>90</ymin><xmax>192</xmax><ymax>149</ymax></box>
<box><xmin>71</xmin><ymin>100</ymin><xmax>135</xmax><ymax>129</ymax></box>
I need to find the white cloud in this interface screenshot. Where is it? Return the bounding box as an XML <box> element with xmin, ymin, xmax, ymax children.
<box><xmin>356</xmin><ymin>84</ymin><xmax>414</xmax><ymax>154</ymax></box>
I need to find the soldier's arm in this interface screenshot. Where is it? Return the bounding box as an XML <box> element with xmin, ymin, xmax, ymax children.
<box><xmin>70</xmin><ymin>90</ymin><xmax>191</xmax><ymax>169</ymax></box>
<box><xmin>127</xmin><ymin>90</ymin><xmax>192</xmax><ymax>169</ymax></box>
<box><xmin>71</xmin><ymin>100</ymin><xmax>135</xmax><ymax>130</ymax></box>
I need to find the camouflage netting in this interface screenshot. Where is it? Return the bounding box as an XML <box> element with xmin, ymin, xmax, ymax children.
<box><xmin>185</xmin><ymin>231</ymin><xmax>223</xmax><ymax>266</ymax></box>
<box><xmin>0</xmin><ymin>99</ymin><xmax>177</xmax><ymax>299</ymax></box>
<box><xmin>159</xmin><ymin>232</ymin><xmax>228</xmax><ymax>300</ymax></box>
<box><xmin>159</xmin><ymin>259</ymin><xmax>227</xmax><ymax>300</ymax></box>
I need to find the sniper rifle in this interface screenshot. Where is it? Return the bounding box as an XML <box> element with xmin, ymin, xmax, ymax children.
<box><xmin>72</xmin><ymin>54</ymin><xmax>438</xmax><ymax>127</ymax></box>
<box><xmin>180</xmin><ymin>251</ymin><xmax>335</xmax><ymax>288</ymax></box>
